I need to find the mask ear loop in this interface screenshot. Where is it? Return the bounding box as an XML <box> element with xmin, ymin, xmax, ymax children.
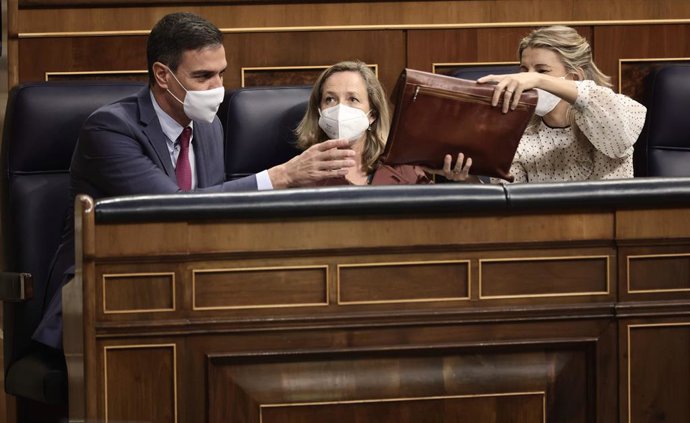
<box><xmin>366</xmin><ymin>109</ymin><xmax>376</xmax><ymax>131</ymax></box>
<box><xmin>161</xmin><ymin>64</ymin><xmax>188</xmax><ymax>105</ymax></box>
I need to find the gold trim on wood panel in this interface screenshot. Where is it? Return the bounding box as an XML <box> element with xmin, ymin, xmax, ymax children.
<box><xmin>626</xmin><ymin>253</ymin><xmax>690</xmax><ymax>294</ymax></box>
<box><xmin>432</xmin><ymin>61</ymin><xmax>520</xmax><ymax>74</ymax></box>
<box><xmin>478</xmin><ymin>255</ymin><xmax>611</xmax><ymax>299</ymax></box>
<box><xmin>102</xmin><ymin>272</ymin><xmax>175</xmax><ymax>314</ymax></box>
<box><xmin>259</xmin><ymin>391</ymin><xmax>546</xmax><ymax>422</ymax></box>
<box><xmin>192</xmin><ymin>265</ymin><xmax>329</xmax><ymax>311</ymax></box>
<box><xmin>45</xmin><ymin>69</ymin><xmax>147</xmax><ymax>81</ymax></box>
<box><xmin>626</xmin><ymin>322</ymin><xmax>690</xmax><ymax>423</ymax></box>
<box><xmin>240</xmin><ymin>64</ymin><xmax>378</xmax><ymax>87</ymax></box>
<box><xmin>17</xmin><ymin>18</ymin><xmax>690</xmax><ymax>39</ymax></box>
<box><xmin>618</xmin><ymin>57</ymin><xmax>690</xmax><ymax>93</ymax></box>
<box><xmin>103</xmin><ymin>343</ymin><xmax>178</xmax><ymax>423</ymax></box>
<box><xmin>336</xmin><ymin>259</ymin><xmax>471</xmax><ymax>305</ymax></box>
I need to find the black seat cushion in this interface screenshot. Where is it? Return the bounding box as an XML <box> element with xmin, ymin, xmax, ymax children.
<box><xmin>5</xmin><ymin>347</ymin><xmax>67</xmax><ymax>405</ymax></box>
<box><xmin>219</xmin><ymin>85</ymin><xmax>310</xmax><ymax>180</ymax></box>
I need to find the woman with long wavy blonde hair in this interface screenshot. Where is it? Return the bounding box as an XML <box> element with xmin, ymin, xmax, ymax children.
<box><xmin>476</xmin><ymin>25</ymin><xmax>647</xmax><ymax>182</ymax></box>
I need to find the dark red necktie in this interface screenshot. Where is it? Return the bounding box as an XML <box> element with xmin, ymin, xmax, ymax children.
<box><xmin>176</xmin><ymin>126</ymin><xmax>192</xmax><ymax>191</ymax></box>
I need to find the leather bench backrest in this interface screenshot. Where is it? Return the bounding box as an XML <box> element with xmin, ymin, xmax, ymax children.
<box><xmin>218</xmin><ymin>86</ymin><xmax>311</xmax><ymax>180</ymax></box>
<box><xmin>634</xmin><ymin>65</ymin><xmax>690</xmax><ymax>176</ymax></box>
<box><xmin>2</xmin><ymin>81</ymin><xmax>144</xmax><ymax>363</ymax></box>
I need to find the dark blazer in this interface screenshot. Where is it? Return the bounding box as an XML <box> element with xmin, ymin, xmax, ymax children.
<box><xmin>72</xmin><ymin>86</ymin><xmax>257</xmax><ymax>197</ymax></box>
<box><xmin>33</xmin><ymin>87</ymin><xmax>258</xmax><ymax>349</ymax></box>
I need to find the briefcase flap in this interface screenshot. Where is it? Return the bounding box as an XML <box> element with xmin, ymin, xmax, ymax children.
<box><xmin>381</xmin><ymin>68</ymin><xmax>538</xmax><ymax>182</ymax></box>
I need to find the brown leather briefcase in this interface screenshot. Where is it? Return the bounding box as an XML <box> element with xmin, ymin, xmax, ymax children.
<box><xmin>381</xmin><ymin>68</ymin><xmax>538</xmax><ymax>181</ymax></box>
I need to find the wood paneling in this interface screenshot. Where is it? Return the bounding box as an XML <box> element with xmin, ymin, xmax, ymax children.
<box><xmin>616</xmin><ymin>208</ymin><xmax>690</xmax><ymax>240</ymax></box>
<box><xmin>242</xmin><ymin>64</ymin><xmax>378</xmax><ymax>88</ymax></box>
<box><xmin>623</xmin><ymin>322</ymin><xmax>690</xmax><ymax>423</ymax></box>
<box><xmin>9</xmin><ymin>23</ymin><xmax>690</xmax><ymax>101</ymax></box>
<box><xmin>406</xmin><ymin>27</ymin><xmax>591</xmax><ymax>73</ymax></box>
<box><xmin>337</xmin><ymin>260</ymin><xmax>470</xmax><ymax>304</ymax></box>
<box><xmin>242</xmin><ymin>67</ymin><xmax>330</xmax><ymax>88</ymax></box>
<box><xmin>102</xmin><ymin>272</ymin><xmax>175</xmax><ymax>313</ymax></box>
<box><xmin>593</xmin><ymin>24</ymin><xmax>690</xmax><ymax>91</ymax></box>
<box><xmin>479</xmin><ymin>256</ymin><xmax>610</xmax><ymax>299</ymax></box>
<box><xmin>13</xmin><ymin>1</ymin><xmax>690</xmax><ymax>34</ymax></box>
<box><xmin>628</xmin><ymin>255</ymin><xmax>690</xmax><ymax>292</ymax></box>
<box><xmin>207</xmin><ymin>337</ymin><xmax>598</xmax><ymax>423</ymax></box>
<box><xmin>10</xmin><ymin>3</ymin><xmax>690</xmax><ymax>89</ymax></box>
<box><xmin>259</xmin><ymin>395</ymin><xmax>544</xmax><ymax>423</ymax></box>
<box><xmin>618</xmin><ymin>244</ymin><xmax>690</xmax><ymax>303</ymax></box>
<box><xmin>92</xmin><ymin>212</ymin><xmax>613</xmax><ymax>258</ymax></box>
<box><xmin>18</xmin><ymin>36</ymin><xmax>147</xmax><ymax>83</ymax></box>
<box><xmin>223</xmin><ymin>31</ymin><xmax>404</xmax><ymax>95</ymax></box>
<box><xmin>103</xmin><ymin>344</ymin><xmax>177</xmax><ymax>423</ymax></box>
<box><xmin>193</xmin><ymin>266</ymin><xmax>328</xmax><ymax>309</ymax></box>
<box><xmin>70</xmin><ymin>189</ymin><xmax>690</xmax><ymax>422</ymax></box>
<box><xmin>16</xmin><ymin>31</ymin><xmax>402</xmax><ymax>94</ymax></box>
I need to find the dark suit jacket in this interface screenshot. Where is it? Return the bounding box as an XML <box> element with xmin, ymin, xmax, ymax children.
<box><xmin>33</xmin><ymin>87</ymin><xmax>258</xmax><ymax>349</ymax></box>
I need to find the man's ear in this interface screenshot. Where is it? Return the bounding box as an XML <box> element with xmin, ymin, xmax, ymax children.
<box><xmin>152</xmin><ymin>62</ymin><xmax>169</xmax><ymax>89</ymax></box>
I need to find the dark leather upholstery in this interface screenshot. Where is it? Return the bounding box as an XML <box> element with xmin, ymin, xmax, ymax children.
<box><xmin>503</xmin><ymin>177</ymin><xmax>690</xmax><ymax>209</ymax></box>
<box><xmin>219</xmin><ymin>86</ymin><xmax>309</xmax><ymax>180</ymax></box>
<box><xmin>92</xmin><ymin>177</ymin><xmax>690</xmax><ymax>223</ymax></box>
<box><xmin>1</xmin><ymin>81</ymin><xmax>144</xmax><ymax>406</ymax></box>
<box><xmin>450</xmin><ymin>64</ymin><xmax>520</xmax><ymax>81</ymax></box>
<box><xmin>94</xmin><ymin>184</ymin><xmax>508</xmax><ymax>222</ymax></box>
<box><xmin>634</xmin><ymin>65</ymin><xmax>690</xmax><ymax>176</ymax></box>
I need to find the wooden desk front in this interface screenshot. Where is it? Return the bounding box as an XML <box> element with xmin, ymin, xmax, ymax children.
<box><xmin>63</xmin><ymin>192</ymin><xmax>690</xmax><ymax>423</ymax></box>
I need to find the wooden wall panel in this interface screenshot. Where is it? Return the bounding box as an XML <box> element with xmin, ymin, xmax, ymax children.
<box><xmin>223</xmin><ymin>30</ymin><xmax>405</xmax><ymax>94</ymax></box>
<box><xmin>593</xmin><ymin>24</ymin><xmax>690</xmax><ymax>93</ymax></box>
<box><xmin>407</xmin><ymin>26</ymin><xmax>591</xmax><ymax>74</ymax></box>
<box><xmin>18</xmin><ymin>36</ymin><xmax>148</xmax><ymax>83</ymax></box>
<box><xmin>13</xmin><ymin>1</ymin><xmax>690</xmax><ymax>34</ymax></box>
<box><xmin>17</xmin><ymin>31</ymin><xmax>404</xmax><ymax>93</ymax></box>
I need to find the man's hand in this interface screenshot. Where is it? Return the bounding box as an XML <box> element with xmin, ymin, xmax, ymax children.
<box><xmin>268</xmin><ymin>139</ymin><xmax>356</xmax><ymax>188</ymax></box>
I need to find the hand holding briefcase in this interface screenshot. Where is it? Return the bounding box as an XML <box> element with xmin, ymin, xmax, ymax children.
<box><xmin>380</xmin><ymin>69</ymin><xmax>538</xmax><ymax>182</ymax></box>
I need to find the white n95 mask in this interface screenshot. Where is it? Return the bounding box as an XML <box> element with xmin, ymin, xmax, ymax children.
<box><xmin>166</xmin><ymin>67</ymin><xmax>225</xmax><ymax>124</ymax></box>
<box><xmin>534</xmin><ymin>88</ymin><xmax>562</xmax><ymax>117</ymax></box>
<box><xmin>534</xmin><ymin>76</ymin><xmax>567</xmax><ymax>117</ymax></box>
<box><xmin>318</xmin><ymin>104</ymin><xmax>371</xmax><ymax>141</ymax></box>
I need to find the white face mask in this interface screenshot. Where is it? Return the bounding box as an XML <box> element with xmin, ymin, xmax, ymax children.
<box><xmin>165</xmin><ymin>66</ymin><xmax>225</xmax><ymax>124</ymax></box>
<box><xmin>318</xmin><ymin>104</ymin><xmax>371</xmax><ymax>141</ymax></box>
<box><xmin>534</xmin><ymin>76</ymin><xmax>567</xmax><ymax>117</ymax></box>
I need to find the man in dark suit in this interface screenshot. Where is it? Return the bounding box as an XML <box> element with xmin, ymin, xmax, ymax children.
<box><xmin>33</xmin><ymin>12</ymin><xmax>356</xmax><ymax>349</ymax></box>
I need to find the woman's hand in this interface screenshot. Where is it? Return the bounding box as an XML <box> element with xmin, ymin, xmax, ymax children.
<box><xmin>478</xmin><ymin>73</ymin><xmax>578</xmax><ymax>113</ymax></box>
<box><xmin>477</xmin><ymin>73</ymin><xmax>543</xmax><ymax>113</ymax></box>
<box><xmin>423</xmin><ymin>153</ymin><xmax>476</xmax><ymax>182</ymax></box>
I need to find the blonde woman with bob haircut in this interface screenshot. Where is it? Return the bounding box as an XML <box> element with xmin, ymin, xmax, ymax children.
<box><xmin>475</xmin><ymin>25</ymin><xmax>646</xmax><ymax>183</ymax></box>
<box><xmin>297</xmin><ymin>61</ymin><xmax>474</xmax><ymax>185</ymax></box>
